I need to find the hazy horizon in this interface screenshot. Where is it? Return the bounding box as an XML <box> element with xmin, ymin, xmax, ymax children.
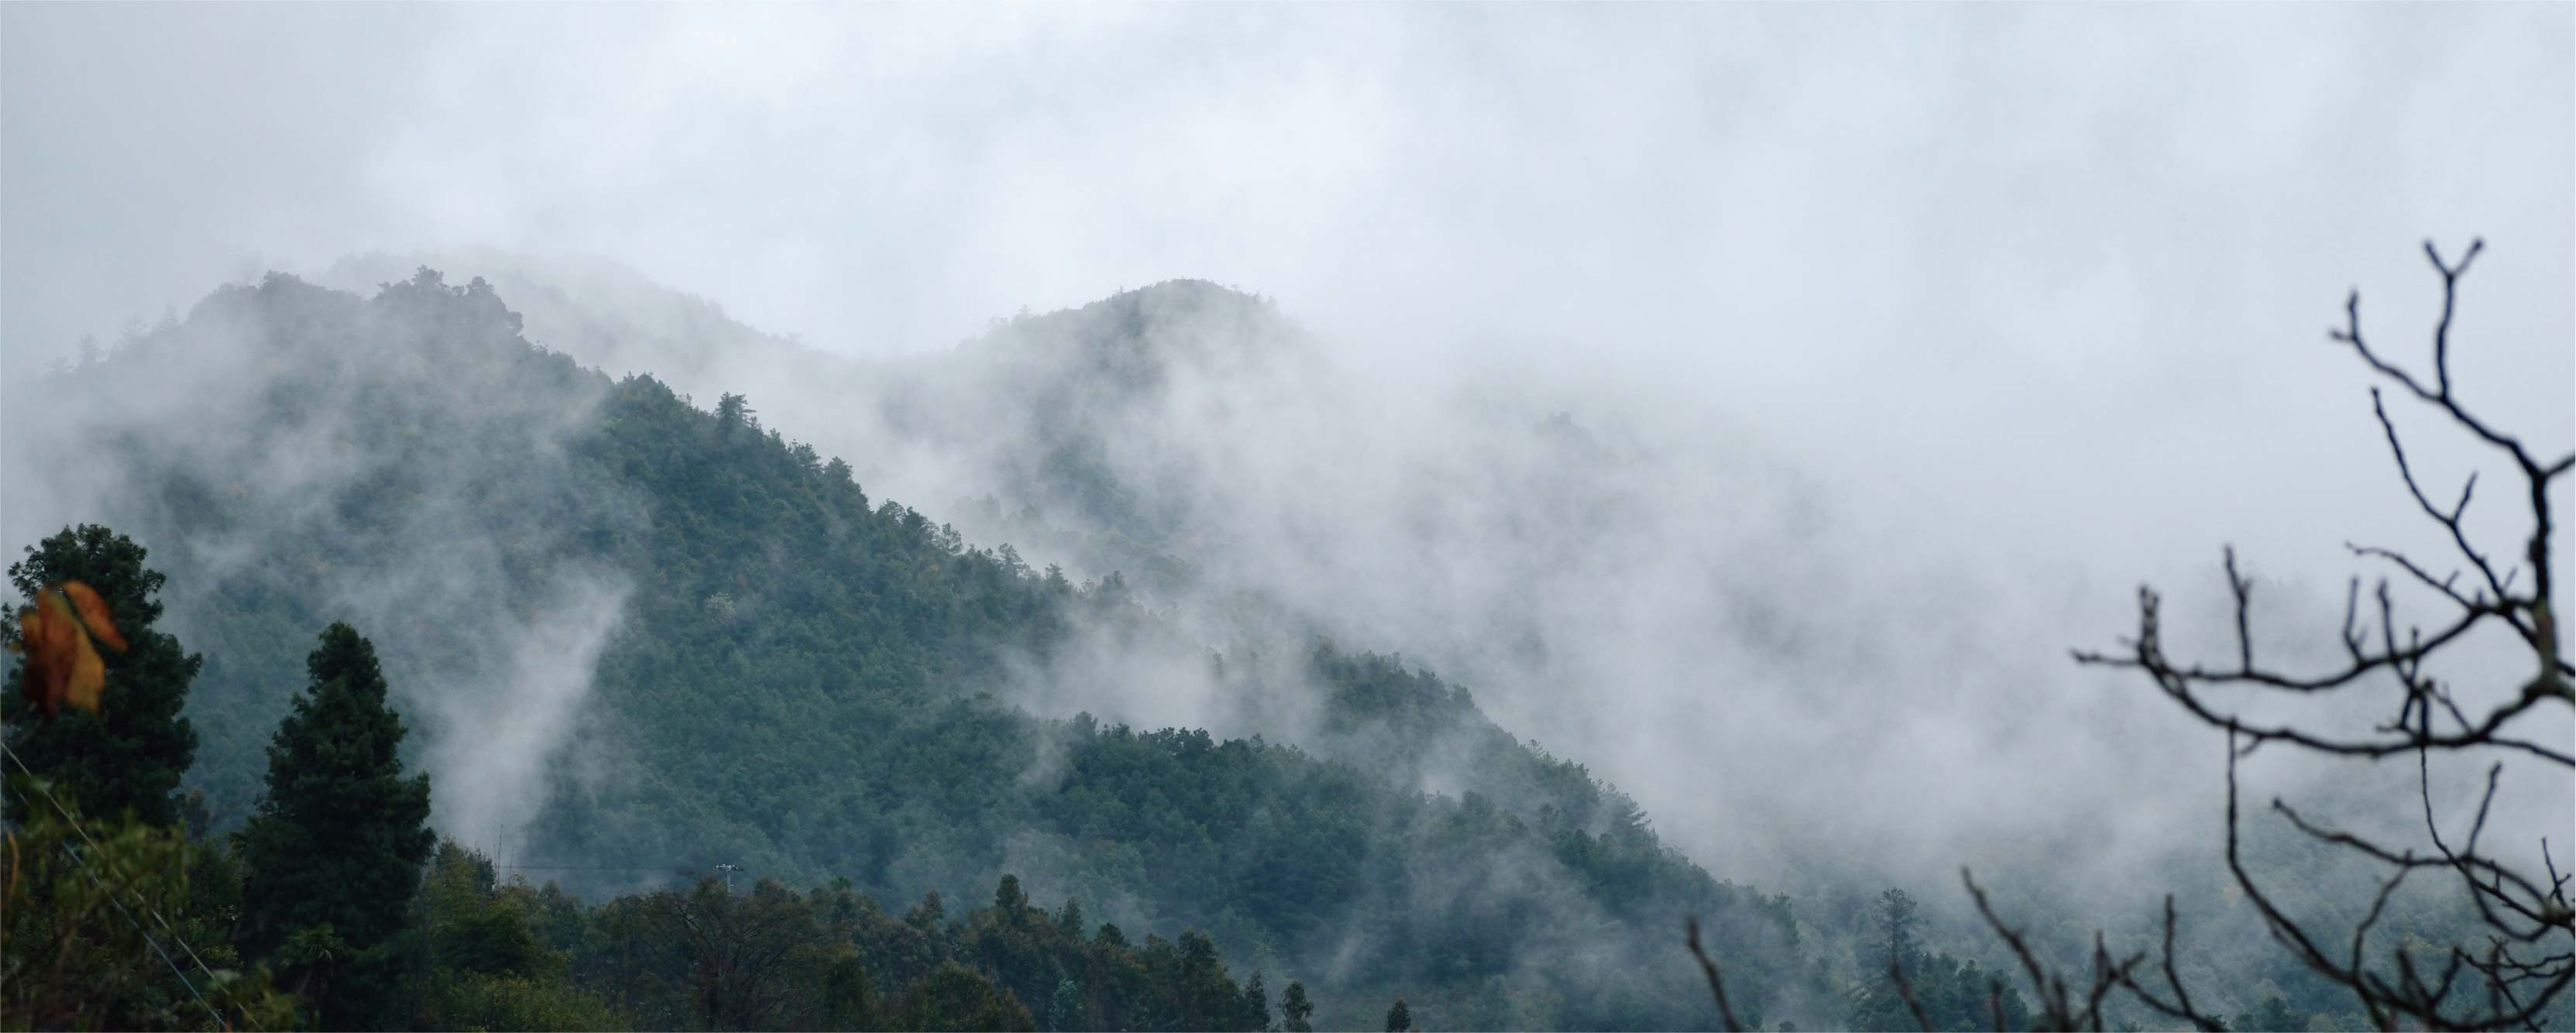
<box><xmin>2</xmin><ymin>11</ymin><xmax>2568</xmax><ymax>1028</ymax></box>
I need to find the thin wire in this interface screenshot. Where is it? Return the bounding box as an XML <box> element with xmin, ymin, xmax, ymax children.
<box><xmin>57</xmin><ymin>838</ymin><xmax>231</xmax><ymax>1031</ymax></box>
<box><xmin>2</xmin><ymin>740</ymin><xmax>266</xmax><ymax>1031</ymax></box>
<box><xmin>4</xmin><ymin>740</ymin><xmax>233</xmax><ymax>979</ymax></box>
<box><xmin>493</xmin><ymin>864</ymin><xmax>686</xmax><ymax>871</ymax></box>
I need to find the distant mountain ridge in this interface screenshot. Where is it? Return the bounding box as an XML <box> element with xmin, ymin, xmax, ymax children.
<box><xmin>5</xmin><ymin>259</ymin><xmax>2486</xmax><ymax>1030</ymax></box>
<box><xmin>9</xmin><ymin>267</ymin><xmax>1814</xmax><ymax>1029</ymax></box>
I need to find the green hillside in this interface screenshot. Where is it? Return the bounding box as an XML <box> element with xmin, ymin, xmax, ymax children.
<box><xmin>10</xmin><ymin>268</ymin><xmax>2464</xmax><ymax>1031</ymax></box>
<box><xmin>19</xmin><ymin>269</ymin><xmax>1810</xmax><ymax>1029</ymax></box>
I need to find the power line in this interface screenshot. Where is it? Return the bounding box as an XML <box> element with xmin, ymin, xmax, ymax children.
<box><xmin>2</xmin><ymin>740</ymin><xmax>265</xmax><ymax>1031</ymax></box>
<box><xmin>56</xmin><ymin>838</ymin><xmax>229</xmax><ymax>1030</ymax></box>
<box><xmin>492</xmin><ymin>855</ymin><xmax>690</xmax><ymax>865</ymax></box>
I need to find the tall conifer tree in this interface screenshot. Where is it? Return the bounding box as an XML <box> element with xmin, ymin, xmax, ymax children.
<box><xmin>235</xmin><ymin>622</ymin><xmax>434</xmax><ymax>1030</ymax></box>
<box><xmin>1242</xmin><ymin>972</ymin><xmax>1273</xmax><ymax>1032</ymax></box>
<box><xmin>1</xmin><ymin>525</ymin><xmax>200</xmax><ymax>827</ymax></box>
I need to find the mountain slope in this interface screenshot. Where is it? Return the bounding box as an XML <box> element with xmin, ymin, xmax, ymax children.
<box><xmin>5</xmin><ymin>270</ymin><xmax>1809</xmax><ymax>1029</ymax></box>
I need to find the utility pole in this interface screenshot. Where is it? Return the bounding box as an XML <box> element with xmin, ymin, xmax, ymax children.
<box><xmin>715</xmin><ymin>863</ymin><xmax>742</xmax><ymax>894</ymax></box>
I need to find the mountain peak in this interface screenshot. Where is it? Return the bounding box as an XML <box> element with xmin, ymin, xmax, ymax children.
<box><xmin>1099</xmin><ymin>277</ymin><xmax>1271</xmax><ymax>311</ymax></box>
<box><xmin>972</xmin><ymin>277</ymin><xmax>1303</xmax><ymax>387</ymax></box>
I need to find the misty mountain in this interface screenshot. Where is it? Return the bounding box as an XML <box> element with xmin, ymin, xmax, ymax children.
<box><xmin>307</xmin><ymin>251</ymin><xmax>1850</xmax><ymax>805</ymax></box>
<box><xmin>309</xmin><ymin>252</ymin><xmax>1321</xmax><ymax>607</ymax></box>
<box><xmin>15</xmin><ymin>269</ymin><xmax>1819</xmax><ymax>1028</ymax></box>
<box><xmin>9</xmin><ymin>263</ymin><xmax>2509</xmax><ymax>1030</ymax></box>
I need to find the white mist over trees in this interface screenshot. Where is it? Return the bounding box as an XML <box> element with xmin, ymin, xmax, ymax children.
<box><xmin>2</xmin><ymin>4</ymin><xmax>2568</xmax><ymax>1031</ymax></box>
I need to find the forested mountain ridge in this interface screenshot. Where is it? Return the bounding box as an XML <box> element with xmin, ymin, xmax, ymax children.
<box><xmin>314</xmin><ymin>252</ymin><xmax>1303</xmax><ymax>606</ymax></box>
<box><xmin>7</xmin><ymin>269</ymin><xmax>1817</xmax><ymax>1028</ymax></box>
<box><xmin>876</xmin><ymin>278</ymin><xmax>1310</xmax><ymax>602</ymax></box>
<box><xmin>14</xmin><ymin>266</ymin><xmax>2459</xmax><ymax>1031</ymax></box>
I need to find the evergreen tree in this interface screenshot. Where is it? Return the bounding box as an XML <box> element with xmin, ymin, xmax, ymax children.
<box><xmin>995</xmin><ymin>873</ymin><xmax>1030</xmax><ymax>919</ymax></box>
<box><xmin>1876</xmin><ymin>888</ymin><xmax>1921</xmax><ymax>976</ymax></box>
<box><xmin>716</xmin><ymin>391</ymin><xmax>756</xmax><ymax>431</ymax></box>
<box><xmin>1046</xmin><ymin>978</ymin><xmax>1083</xmax><ymax>1031</ymax></box>
<box><xmin>1</xmin><ymin>525</ymin><xmax>200</xmax><ymax>827</ymax></box>
<box><xmin>2234</xmin><ymin>994</ymin><xmax>2300</xmax><ymax>1031</ymax></box>
<box><xmin>1386</xmin><ymin>997</ymin><xmax>1413</xmax><ymax>1032</ymax></box>
<box><xmin>899</xmin><ymin>961</ymin><xmax>1036</xmax><ymax>1031</ymax></box>
<box><xmin>1172</xmin><ymin>931</ymin><xmax>1238</xmax><ymax>1029</ymax></box>
<box><xmin>1243</xmin><ymin>972</ymin><xmax>1273</xmax><ymax>1031</ymax></box>
<box><xmin>235</xmin><ymin>623</ymin><xmax>435</xmax><ymax>1029</ymax></box>
<box><xmin>824</xmin><ymin>949</ymin><xmax>879</xmax><ymax>1031</ymax></box>
<box><xmin>1280</xmin><ymin>981</ymin><xmax>1314</xmax><ymax>1033</ymax></box>
<box><xmin>1844</xmin><ymin>887</ymin><xmax>2027</xmax><ymax>1031</ymax></box>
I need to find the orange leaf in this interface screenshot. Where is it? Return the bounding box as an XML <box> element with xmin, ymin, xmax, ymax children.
<box><xmin>62</xmin><ymin>624</ymin><xmax>105</xmax><ymax>716</ymax></box>
<box><xmin>16</xmin><ymin>603</ymin><xmax>72</xmax><ymax>719</ymax></box>
<box><xmin>58</xmin><ymin>581</ymin><xmax>125</xmax><ymax>652</ymax></box>
<box><xmin>13</xmin><ymin>592</ymin><xmax>107</xmax><ymax>719</ymax></box>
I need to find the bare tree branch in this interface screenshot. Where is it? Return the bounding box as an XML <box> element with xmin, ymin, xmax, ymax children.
<box><xmin>1686</xmin><ymin>916</ymin><xmax>1745</xmax><ymax>1033</ymax></box>
<box><xmin>2056</xmin><ymin>241</ymin><xmax>2574</xmax><ymax>1031</ymax></box>
<box><xmin>1911</xmin><ymin>242</ymin><xmax>2575</xmax><ymax>1033</ymax></box>
<box><xmin>1887</xmin><ymin>958</ymin><xmax>1935</xmax><ymax>1032</ymax></box>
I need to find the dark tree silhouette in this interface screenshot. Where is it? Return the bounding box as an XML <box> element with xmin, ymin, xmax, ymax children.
<box><xmin>236</xmin><ymin>622</ymin><xmax>437</xmax><ymax>1029</ymax></box>
<box><xmin>1955</xmin><ymin>241</ymin><xmax>2573</xmax><ymax>1032</ymax></box>
<box><xmin>1692</xmin><ymin>240</ymin><xmax>2571</xmax><ymax>1031</ymax></box>
<box><xmin>1384</xmin><ymin>997</ymin><xmax>1413</xmax><ymax>1032</ymax></box>
<box><xmin>2</xmin><ymin>525</ymin><xmax>201</xmax><ymax>827</ymax></box>
<box><xmin>1279</xmin><ymin>980</ymin><xmax>1316</xmax><ymax>1032</ymax></box>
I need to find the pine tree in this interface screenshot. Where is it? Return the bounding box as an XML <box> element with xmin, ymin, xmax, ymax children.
<box><xmin>1279</xmin><ymin>981</ymin><xmax>1314</xmax><ymax>1033</ymax></box>
<box><xmin>1385</xmin><ymin>997</ymin><xmax>1413</xmax><ymax>1032</ymax></box>
<box><xmin>1876</xmin><ymin>887</ymin><xmax>1921</xmax><ymax>976</ymax></box>
<box><xmin>1243</xmin><ymin>972</ymin><xmax>1273</xmax><ymax>1031</ymax></box>
<box><xmin>823</xmin><ymin>949</ymin><xmax>878</xmax><ymax>1031</ymax></box>
<box><xmin>1</xmin><ymin>525</ymin><xmax>200</xmax><ymax>827</ymax></box>
<box><xmin>235</xmin><ymin>623</ymin><xmax>435</xmax><ymax>1029</ymax></box>
<box><xmin>716</xmin><ymin>391</ymin><xmax>756</xmax><ymax>432</ymax></box>
<box><xmin>898</xmin><ymin>962</ymin><xmax>1036</xmax><ymax>1031</ymax></box>
<box><xmin>1046</xmin><ymin>978</ymin><xmax>1083</xmax><ymax>1031</ymax></box>
<box><xmin>995</xmin><ymin>873</ymin><xmax>1030</xmax><ymax>920</ymax></box>
<box><xmin>1847</xmin><ymin>887</ymin><xmax>1970</xmax><ymax>1031</ymax></box>
<box><xmin>1173</xmin><ymin>931</ymin><xmax>1235</xmax><ymax>1029</ymax></box>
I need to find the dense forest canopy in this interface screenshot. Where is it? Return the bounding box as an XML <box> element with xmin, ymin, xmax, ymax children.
<box><xmin>1</xmin><ymin>267</ymin><xmax>2550</xmax><ymax>1031</ymax></box>
<box><xmin>5</xmin><ymin>5</ymin><xmax>2568</xmax><ymax>1028</ymax></box>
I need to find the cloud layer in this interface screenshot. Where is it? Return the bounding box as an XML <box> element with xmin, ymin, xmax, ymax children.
<box><xmin>5</xmin><ymin>2</ymin><xmax>2567</xmax><ymax>909</ymax></box>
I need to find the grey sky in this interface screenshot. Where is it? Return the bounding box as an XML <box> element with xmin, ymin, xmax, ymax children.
<box><xmin>5</xmin><ymin>2</ymin><xmax>2569</xmax><ymax>886</ymax></box>
<box><xmin>9</xmin><ymin>4</ymin><xmax>2566</xmax><ymax>568</ymax></box>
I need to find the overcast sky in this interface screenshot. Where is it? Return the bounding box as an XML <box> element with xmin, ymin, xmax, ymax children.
<box><xmin>5</xmin><ymin>5</ymin><xmax>2569</xmax><ymax>870</ymax></box>
<box><xmin>9</xmin><ymin>4</ymin><xmax>2567</xmax><ymax>577</ymax></box>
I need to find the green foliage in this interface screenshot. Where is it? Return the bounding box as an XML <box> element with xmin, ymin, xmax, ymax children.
<box><xmin>2231</xmin><ymin>994</ymin><xmax>2301</xmax><ymax>1032</ymax></box>
<box><xmin>11</xmin><ymin>270</ymin><xmax>2532</xmax><ymax>1031</ymax></box>
<box><xmin>1242</xmin><ymin>972</ymin><xmax>1272</xmax><ymax>1032</ymax></box>
<box><xmin>421</xmin><ymin>972</ymin><xmax>624</xmax><ymax>1033</ymax></box>
<box><xmin>1386</xmin><ymin>997</ymin><xmax>1413</xmax><ymax>1031</ymax></box>
<box><xmin>1280</xmin><ymin>980</ymin><xmax>1314</xmax><ymax>1032</ymax></box>
<box><xmin>547</xmin><ymin>869</ymin><xmax>1285</xmax><ymax>1031</ymax></box>
<box><xmin>46</xmin><ymin>273</ymin><xmax>1804</xmax><ymax>1028</ymax></box>
<box><xmin>235</xmin><ymin>622</ymin><xmax>436</xmax><ymax>1030</ymax></box>
<box><xmin>1875</xmin><ymin>889</ymin><xmax>1920</xmax><ymax>973</ymax></box>
<box><xmin>897</xmin><ymin>962</ymin><xmax>1036</xmax><ymax>1031</ymax></box>
<box><xmin>0</xmin><ymin>779</ymin><xmax>295</xmax><ymax>1031</ymax></box>
<box><xmin>823</xmin><ymin>949</ymin><xmax>881</xmax><ymax>1031</ymax></box>
<box><xmin>1839</xmin><ymin>887</ymin><xmax>2027</xmax><ymax>1031</ymax></box>
<box><xmin>2</xmin><ymin>525</ymin><xmax>201</xmax><ymax>828</ymax></box>
<box><xmin>1044</xmin><ymin>978</ymin><xmax>1081</xmax><ymax>1031</ymax></box>
<box><xmin>412</xmin><ymin>841</ymin><xmax>623</xmax><ymax>1031</ymax></box>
